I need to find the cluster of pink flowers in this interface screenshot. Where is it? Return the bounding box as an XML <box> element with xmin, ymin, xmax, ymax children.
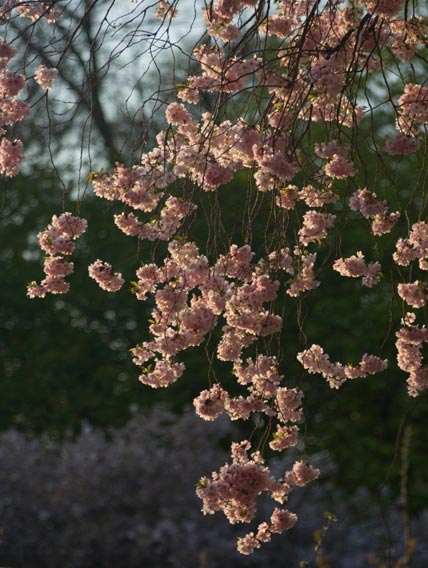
<box><xmin>333</xmin><ymin>252</ymin><xmax>381</xmax><ymax>288</ymax></box>
<box><xmin>397</xmin><ymin>83</ymin><xmax>428</xmax><ymax>135</ymax></box>
<box><xmin>88</xmin><ymin>260</ymin><xmax>124</xmax><ymax>292</ymax></box>
<box><xmin>24</xmin><ymin>0</ymin><xmax>428</xmax><ymax>556</ymax></box>
<box><xmin>394</xmin><ymin>222</ymin><xmax>428</xmax><ymax>268</ymax></box>
<box><xmin>0</xmin><ymin>39</ymin><xmax>26</xmax><ymax>176</ymax></box>
<box><xmin>396</xmin><ymin>314</ymin><xmax>428</xmax><ymax>396</ymax></box>
<box><xmin>194</xmin><ymin>356</ymin><xmax>299</xmax><ymax>425</ymax></box>
<box><xmin>365</xmin><ymin>0</ymin><xmax>403</xmax><ymax>17</ymax></box>
<box><xmin>154</xmin><ymin>0</ymin><xmax>177</xmax><ymax>20</ymax></box>
<box><xmin>299</xmin><ymin>211</ymin><xmax>335</xmax><ymax>245</ymax></box>
<box><xmin>1</xmin><ymin>1</ymin><xmax>61</xmax><ymax>22</ymax></box>
<box><xmin>197</xmin><ymin>440</ymin><xmax>318</xmax><ymax>555</ymax></box>
<box><xmin>130</xmin><ymin>241</ymin><xmax>286</xmax><ymax>391</ymax></box>
<box><xmin>397</xmin><ymin>282</ymin><xmax>428</xmax><ymax>309</ymax></box>
<box><xmin>34</xmin><ymin>65</ymin><xmax>58</xmax><ymax>90</ymax></box>
<box><xmin>297</xmin><ymin>345</ymin><xmax>388</xmax><ymax>389</ymax></box>
<box><xmin>384</xmin><ymin>133</ymin><xmax>420</xmax><ymax>155</ymax></box>
<box><xmin>287</xmin><ymin>251</ymin><xmax>320</xmax><ymax>297</ymax></box>
<box><xmin>313</xmin><ymin>141</ymin><xmax>356</xmax><ymax>179</ymax></box>
<box><xmin>349</xmin><ymin>188</ymin><xmax>400</xmax><ymax>235</ymax></box>
<box><xmin>27</xmin><ymin>213</ymin><xmax>87</xmax><ymax>298</ymax></box>
<box><xmin>0</xmin><ymin>3</ymin><xmax>60</xmax><ymax>177</ymax></box>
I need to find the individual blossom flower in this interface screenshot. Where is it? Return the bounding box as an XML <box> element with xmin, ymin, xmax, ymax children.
<box><xmin>134</xmin><ymin>263</ymin><xmax>162</xmax><ymax>300</ymax></box>
<box><xmin>256</xmin><ymin>522</ymin><xmax>272</xmax><ymax>543</ymax></box>
<box><xmin>267</xmin><ymin>248</ymin><xmax>294</xmax><ymax>274</ymax></box>
<box><xmin>362</xmin><ymin>261</ymin><xmax>382</xmax><ymax>287</ymax></box>
<box><xmin>202</xmin><ymin>161</ymin><xmax>232</xmax><ymax>190</ymax></box>
<box><xmin>114</xmin><ymin>212</ymin><xmax>145</xmax><ymax>237</ymax></box>
<box><xmin>215</xmin><ymin>244</ymin><xmax>254</xmax><ymax>280</ymax></box>
<box><xmin>217</xmin><ymin>326</ymin><xmax>255</xmax><ymax>361</ymax></box>
<box><xmin>225</xmin><ymin>394</ymin><xmax>270</xmax><ymax>421</ymax></box>
<box><xmin>310</xmin><ymin>58</ymin><xmax>344</xmax><ymax>97</ymax></box>
<box><xmin>34</xmin><ymin>65</ymin><xmax>58</xmax><ymax>90</ymax></box>
<box><xmin>233</xmin><ymin>354</ymin><xmax>282</xmax><ymax>397</ymax></box>
<box><xmin>196</xmin><ymin>451</ymin><xmax>277</xmax><ymax>525</ymax></box>
<box><xmin>0</xmin><ymin>40</ymin><xmax>16</xmax><ymax>65</ymax></box>
<box><xmin>30</xmin><ymin>214</ymin><xmax>86</xmax><ymax>298</ymax></box>
<box><xmin>0</xmin><ymin>98</ymin><xmax>30</xmax><ymax>126</ymax></box>
<box><xmin>53</xmin><ymin>212</ymin><xmax>87</xmax><ymax>239</ymax></box>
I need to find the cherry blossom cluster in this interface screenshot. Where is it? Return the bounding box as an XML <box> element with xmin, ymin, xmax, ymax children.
<box><xmin>0</xmin><ymin>1</ymin><xmax>61</xmax><ymax>22</ymax></box>
<box><xmin>0</xmin><ymin>3</ymin><xmax>59</xmax><ymax>178</ymax></box>
<box><xmin>88</xmin><ymin>260</ymin><xmax>124</xmax><ymax>292</ymax></box>
<box><xmin>297</xmin><ymin>345</ymin><xmax>388</xmax><ymax>390</ymax></box>
<box><xmin>333</xmin><ymin>252</ymin><xmax>381</xmax><ymax>288</ymax></box>
<box><xmin>34</xmin><ymin>65</ymin><xmax>58</xmax><ymax>90</ymax></box>
<box><xmin>126</xmin><ymin>236</ymin><xmax>321</xmax><ymax>548</ymax></box>
<box><xmin>397</xmin><ymin>282</ymin><xmax>428</xmax><ymax>309</ymax></box>
<box><xmin>396</xmin><ymin>83</ymin><xmax>428</xmax><ymax>136</ymax></box>
<box><xmin>23</xmin><ymin>0</ymin><xmax>428</xmax><ymax>555</ymax></box>
<box><xmin>396</xmin><ymin>313</ymin><xmax>428</xmax><ymax>396</ymax></box>
<box><xmin>315</xmin><ymin>143</ymin><xmax>356</xmax><ymax>180</ymax></box>
<box><xmin>196</xmin><ymin>441</ymin><xmax>319</xmax><ymax>555</ymax></box>
<box><xmin>27</xmin><ymin>213</ymin><xmax>87</xmax><ymax>298</ymax></box>
<box><xmin>393</xmin><ymin>222</ymin><xmax>428</xmax><ymax>269</ymax></box>
<box><xmin>130</xmin><ymin>241</ymin><xmax>284</xmax><ymax>389</ymax></box>
<box><xmin>0</xmin><ymin>40</ymin><xmax>26</xmax><ymax>176</ymax></box>
<box><xmin>349</xmin><ymin>189</ymin><xmax>400</xmax><ymax>236</ymax></box>
<box><xmin>384</xmin><ymin>133</ymin><xmax>420</xmax><ymax>156</ymax></box>
<box><xmin>276</xmin><ymin>184</ymin><xmax>338</xmax><ymax>211</ymax></box>
<box><xmin>154</xmin><ymin>0</ymin><xmax>177</xmax><ymax>20</ymax></box>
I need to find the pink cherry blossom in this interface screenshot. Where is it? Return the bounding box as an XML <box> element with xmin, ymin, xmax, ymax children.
<box><xmin>34</xmin><ymin>65</ymin><xmax>58</xmax><ymax>89</ymax></box>
<box><xmin>88</xmin><ymin>260</ymin><xmax>124</xmax><ymax>292</ymax></box>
